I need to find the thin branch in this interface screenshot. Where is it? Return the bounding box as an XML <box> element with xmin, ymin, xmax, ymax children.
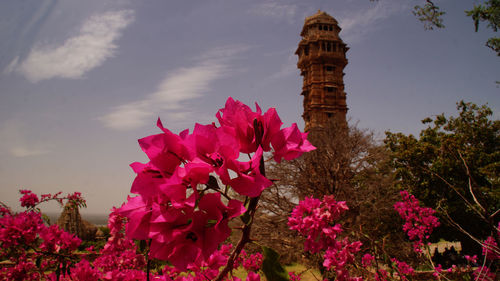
<box><xmin>420</xmin><ymin>165</ymin><xmax>487</xmax><ymax>221</ymax></box>
<box><xmin>439</xmin><ymin>207</ymin><xmax>500</xmax><ymax>256</ymax></box>
<box><xmin>489</xmin><ymin>208</ymin><xmax>500</xmax><ymax>220</ymax></box>
<box><xmin>458</xmin><ymin>151</ymin><xmax>486</xmax><ymax>213</ymax></box>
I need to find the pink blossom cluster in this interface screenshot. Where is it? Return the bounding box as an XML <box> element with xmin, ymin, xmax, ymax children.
<box><xmin>288</xmin><ymin>271</ymin><xmax>301</xmax><ymax>281</ymax></box>
<box><xmin>160</xmin><ymin>244</ymin><xmax>264</xmax><ymax>281</ymax></box>
<box><xmin>0</xmin><ymin>210</ymin><xmax>82</xmax><ymax>280</ymax></box>
<box><xmin>288</xmin><ymin>195</ymin><xmax>349</xmax><ymax>253</ymax></box>
<box><xmin>323</xmin><ymin>237</ymin><xmax>362</xmax><ymax>279</ymax></box>
<box><xmin>39</xmin><ymin>224</ymin><xmax>82</xmax><ymax>253</ymax></box>
<box><xmin>361</xmin><ymin>253</ymin><xmax>374</xmax><ymax>268</ymax></box>
<box><xmin>118</xmin><ymin>97</ymin><xmax>314</xmax><ymax>270</ymax></box>
<box><xmin>92</xmin><ymin>208</ymin><xmax>146</xmax><ymax>277</ymax></box>
<box><xmin>374</xmin><ymin>269</ymin><xmax>389</xmax><ymax>281</ymax></box>
<box><xmin>394</xmin><ymin>191</ymin><xmax>440</xmax><ymax>252</ymax></box>
<box><xmin>288</xmin><ymin>195</ymin><xmax>363</xmax><ymax>281</ymax></box>
<box><xmin>19</xmin><ymin>189</ymin><xmax>39</xmax><ymax>208</ymax></box>
<box><xmin>472</xmin><ymin>265</ymin><xmax>496</xmax><ymax>281</ymax></box>
<box><xmin>234</xmin><ymin>250</ymin><xmax>263</xmax><ymax>272</ymax></box>
<box><xmin>481</xmin><ymin>223</ymin><xmax>499</xmax><ymax>261</ymax></box>
<box><xmin>390</xmin><ymin>258</ymin><xmax>414</xmax><ymax>281</ymax></box>
<box><xmin>1</xmin><ymin>255</ymin><xmax>41</xmax><ymax>280</ymax></box>
<box><xmin>18</xmin><ymin>190</ymin><xmax>86</xmax><ymax>210</ymax></box>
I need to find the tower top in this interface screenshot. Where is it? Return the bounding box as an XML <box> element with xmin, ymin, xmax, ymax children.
<box><xmin>305</xmin><ymin>10</ymin><xmax>338</xmax><ymax>25</ymax></box>
<box><xmin>300</xmin><ymin>10</ymin><xmax>340</xmax><ymax>37</ymax></box>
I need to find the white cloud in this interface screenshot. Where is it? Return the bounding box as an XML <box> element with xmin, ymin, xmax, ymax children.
<box><xmin>99</xmin><ymin>45</ymin><xmax>249</xmax><ymax>131</ymax></box>
<box><xmin>338</xmin><ymin>0</ymin><xmax>410</xmax><ymax>43</ymax></box>
<box><xmin>250</xmin><ymin>1</ymin><xmax>298</xmax><ymax>23</ymax></box>
<box><xmin>0</xmin><ymin>119</ymin><xmax>51</xmax><ymax>157</ymax></box>
<box><xmin>10</xmin><ymin>147</ymin><xmax>50</xmax><ymax>157</ymax></box>
<box><xmin>6</xmin><ymin>9</ymin><xmax>135</xmax><ymax>82</ymax></box>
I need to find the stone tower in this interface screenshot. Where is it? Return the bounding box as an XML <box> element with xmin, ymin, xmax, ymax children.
<box><xmin>296</xmin><ymin>10</ymin><xmax>348</xmax><ymax>132</ymax></box>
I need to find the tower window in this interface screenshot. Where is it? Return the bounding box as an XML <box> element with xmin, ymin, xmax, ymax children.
<box><xmin>326</xmin><ymin>42</ymin><xmax>332</xmax><ymax>52</ymax></box>
<box><xmin>329</xmin><ymin>25</ymin><xmax>333</xmax><ymax>31</ymax></box>
<box><xmin>319</xmin><ymin>25</ymin><xmax>322</xmax><ymax>30</ymax></box>
<box><xmin>325</xmin><ymin>87</ymin><xmax>335</xmax><ymax>92</ymax></box>
<box><xmin>325</xmin><ymin>66</ymin><xmax>335</xmax><ymax>72</ymax></box>
<box><xmin>324</xmin><ymin>25</ymin><xmax>328</xmax><ymax>30</ymax></box>
<box><xmin>327</xmin><ymin>113</ymin><xmax>332</xmax><ymax>118</ymax></box>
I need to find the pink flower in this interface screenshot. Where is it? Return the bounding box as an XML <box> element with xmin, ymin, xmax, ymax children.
<box><xmin>69</xmin><ymin>259</ymin><xmax>102</xmax><ymax>281</ymax></box>
<box><xmin>289</xmin><ymin>271</ymin><xmax>301</xmax><ymax>281</ymax></box>
<box><xmin>216</xmin><ymin>97</ymin><xmax>264</xmax><ymax>154</ymax></box>
<box><xmin>288</xmin><ymin>195</ymin><xmax>349</xmax><ymax>253</ymax></box>
<box><xmin>394</xmin><ymin>191</ymin><xmax>439</xmax><ymax>252</ymax></box>
<box><xmin>391</xmin><ymin>258</ymin><xmax>414</xmax><ymax>280</ymax></box>
<box><xmin>39</xmin><ymin>224</ymin><xmax>81</xmax><ymax>253</ymax></box>
<box><xmin>289</xmin><ymin>196</ymin><xmax>362</xmax><ymax>281</ymax></box>
<box><xmin>119</xmin><ymin>195</ymin><xmax>153</xmax><ymax>240</ymax></box>
<box><xmin>241</xmin><ymin>252</ymin><xmax>263</xmax><ymax>272</ymax></box>
<box><xmin>432</xmin><ymin>264</ymin><xmax>442</xmax><ymax>278</ymax></box>
<box><xmin>218</xmin><ymin>147</ymin><xmax>272</xmax><ymax>197</ymax></box>
<box><xmin>19</xmin><ymin>189</ymin><xmax>39</xmax><ymax>208</ymax></box>
<box><xmin>246</xmin><ymin>271</ymin><xmax>261</xmax><ymax>281</ymax></box>
<box><xmin>271</xmin><ymin>123</ymin><xmax>315</xmax><ymax>163</ymax></box>
<box><xmin>482</xmin><ymin>236</ymin><xmax>500</xmax><ymax>260</ymax></box>
<box><xmin>465</xmin><ymin>255</ymin><xmax>477</xmax><ymax>264</ymax></box>
<box><xmin>472</xmin><ymin>266</ymin><xmax>496</xmax><ymax>281</ymax></box>
<box><xmin>375</xmin><ymin>269</ymin><xmax>389</xmax><ymax>281</ymax></box>
<box><xmin>138</xmin><ymin>119</ymin><xmax>191</xmax><ymax>175</ymax></box>
<box><xmin>361</xmin><ymin>253</ymin><xmax>375</xmax><ymax>268</ymax></box>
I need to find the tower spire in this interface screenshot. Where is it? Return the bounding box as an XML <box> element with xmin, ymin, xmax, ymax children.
<box><xmin>296</xmin><ymin>10</ymin><xmax>348</xmax><ymax>132</ymax></box>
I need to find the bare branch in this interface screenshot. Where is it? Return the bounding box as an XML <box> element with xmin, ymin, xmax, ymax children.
<box><xmin>458</xmin><ymin>151</ymin><xmax>486</xmax><ymax>214</ymax></box>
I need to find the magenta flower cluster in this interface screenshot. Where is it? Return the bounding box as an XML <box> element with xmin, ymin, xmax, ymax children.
<box><xmin>118</xmin><ymin>97</ymin><xmax>314</xmax><ymax>271</ymax></box>
<box><xmin>0</xmin><ymin>191</ymin><xmax>84</xmax><ymax>280</ymax></box>
<box><xmin>482</xmin><ymin>223</ymin><xmax>499</xmax><ymax>261</ymax></box>
<box><xmin>288</xmin><ymin>195</ymin><xmax>363</xmax><ymax>281</ymax></box>
<box><xmin>394</xmin><ymin>190</ymin><xmax>440</xmax><ymax>252</ymax></box>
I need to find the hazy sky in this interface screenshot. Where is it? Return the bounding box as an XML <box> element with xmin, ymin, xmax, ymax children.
<box><xmin>0</xmin><ymin>0</ymin><xmax>498</xmax><ymax>215</ymax></box>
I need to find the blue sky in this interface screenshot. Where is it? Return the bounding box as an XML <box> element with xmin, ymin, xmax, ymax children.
<box><xmin>0</xmin><ymin>0</ymin><xmax>498</xmax><ymax>215</ymax></box>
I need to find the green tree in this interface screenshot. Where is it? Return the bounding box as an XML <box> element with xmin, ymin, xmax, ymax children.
<box><xmin>466</xmin><ymin>0</ymin><xmax>500</xmax><ymax>55</ymax></box>
<box><xmin>385</xmin><ymin>101</ymin><xmax>500</xmax><ymax>255</ymax></box>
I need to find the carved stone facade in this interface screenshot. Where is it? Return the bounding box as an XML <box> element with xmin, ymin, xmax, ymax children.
<box><xmin>296</xmin><ymin>10</ymin><xmax>348</xmax><ymax>132</ymax></box>
<box><xmin>56</xmin><ymin>203</ymin><xmax>97</xmax><ymax>241</ymax></box>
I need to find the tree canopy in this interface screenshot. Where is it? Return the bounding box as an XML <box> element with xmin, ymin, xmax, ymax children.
<box><xmin>385</xmin><ymin>101</ymin><xmax>500</xmax><ymax>254</ymax></box>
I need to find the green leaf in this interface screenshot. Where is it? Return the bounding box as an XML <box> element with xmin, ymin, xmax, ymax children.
<box><xmin>261</xmin><ymin>246</ymin><xmax>289</xmax><ymax>281</ymax></box>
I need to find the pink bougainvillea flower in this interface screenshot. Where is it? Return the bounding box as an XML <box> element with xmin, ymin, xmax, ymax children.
<box><xmin>482</xmin><ymin>235</ymin><xmax>500</xmax><ymax>260</ymax></box>
<box><xmin>138</xmin><ymin>119</ymin><xmax>191</xmax><ymax>175</ymax></box>
<box><xmin>216</xmin><ymin>97</ymin><xmax>262</xmax><ymax>154</ymax></box>
<box><xmin>288</xmin><ymin>271</ymin><xmax>301</xmax><ymax>281</ymax></box>
<box><xmin>118</xmin><ymin>195</ymin><xmax>152</xmax><ymax>240</ymax></box>
<box><xmin>361</xmin><ymin>253</ymin><xmax>375</xmax><ymax>268</ymax></box>
<box><xmin>245</xmin><ymin>271</ymin><xmax>261</xmax><ymax>281</ymax></box>
<box><xmin>271</xmin><ymin>123</ymin><xmax>315</xmax><ymax>163</ymax></box>
<box><xmin>390</xmin><ymin>258</ymin><xmax>414</xmax><ymax>280</ymax></box>
<box><xmin>129</xmin><ymin>162</ymin><xmax>166</xmax><ymax>200</ymax></box>
<box><xmin>219</xmin><ymin>147</ymin><xmax>272</xmax><ymax>197</ymax></box>
<box><xmin>241</xmin><ymin>252</ymin><xmax>263</xmax><ymax>272</ymax></box>
<box><xmin>69</xmin><ymin>259</ymin><xmax>102</xmax><ymax>281</ymax></box>
<box><xmin>19</xmin><ymin>189</ymin><xmax>39</xmax><ymax>208</ymax></box>
<box><xmin>260</xmin><ymin>107</ymin><xmax>283</xmax><ymax>151</ymax></box>
<box><xmin>394</xmin><ymin>191</ymin><xmax>440</xmax><ymax>253</ymax></box>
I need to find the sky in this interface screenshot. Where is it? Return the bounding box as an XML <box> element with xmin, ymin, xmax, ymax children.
<box><xmin>0</xmin><ymin>0</ymin><xmax>498</xmax><ymax>215</ymax></box>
